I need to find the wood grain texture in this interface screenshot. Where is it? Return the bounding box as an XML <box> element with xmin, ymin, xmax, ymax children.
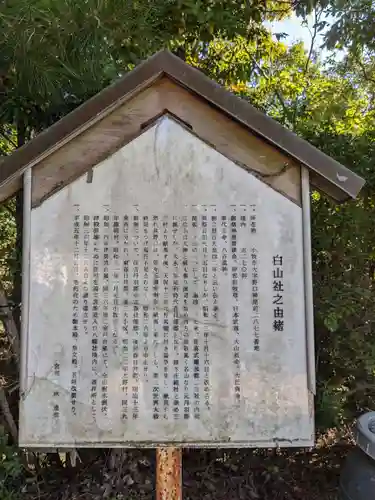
<box><xmin>32</xmin><ymin>77</ymin><xmax>301</xmax><ymax>207</ymax></box>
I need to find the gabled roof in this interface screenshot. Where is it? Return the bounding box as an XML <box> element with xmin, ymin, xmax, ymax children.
<box><xmin>0</xmin><ymin>50</ymin><xmax>365</xmax><ymax>202</ymax></box>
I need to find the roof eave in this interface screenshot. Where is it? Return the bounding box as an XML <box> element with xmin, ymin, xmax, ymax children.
<box><xmin>155</xmin><ymin>52</ymin><xmax>365</xmax><ymax>200</ymax></box>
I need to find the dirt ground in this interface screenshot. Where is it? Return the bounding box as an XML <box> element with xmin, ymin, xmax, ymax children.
<box><xmin>17</xmin><ymin>437</ymin><xmax>352</xmax><ymax>500</ymax></box>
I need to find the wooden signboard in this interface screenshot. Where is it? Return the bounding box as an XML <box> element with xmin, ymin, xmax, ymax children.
<box><xmin>21</xmin><ymin>115</ymin><xmax>312</xmax><ymax>447</ymax></box>
<box><xmin>0</xmin><ymin>51</ymin><xmax>364</xmax><ymax>454</ymax></box>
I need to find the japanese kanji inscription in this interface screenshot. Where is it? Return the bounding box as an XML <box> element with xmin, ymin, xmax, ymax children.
<box><xmin>20</xmin><ymin>116</ymin><xmax>313</xmax><ymax>447</ymax></box>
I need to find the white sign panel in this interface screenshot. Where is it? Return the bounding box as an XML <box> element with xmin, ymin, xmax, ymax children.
<box><xmin>20</xmin><ymin>116</ymin><xmax>313</xmax><ymax>447</ymax></box>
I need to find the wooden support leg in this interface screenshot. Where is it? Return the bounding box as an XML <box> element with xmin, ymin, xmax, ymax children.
<box><xmin>156</xmin><ymin>447</ymin><xmax>182</xmax><ymax>500</ymax></box>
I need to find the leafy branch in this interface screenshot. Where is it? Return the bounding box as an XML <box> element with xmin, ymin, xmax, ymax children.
<box><xmin>243</xmin><ymin>45</ymin><xmax>292</xmax><ymax>125</ymax></box>
<box><xmin>291</xmin><ymin>5</ymin><xmax>324</xmax><ymax>129</ymax></box>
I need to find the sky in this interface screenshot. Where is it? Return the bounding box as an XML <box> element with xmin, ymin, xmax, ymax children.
<box><xmin>265</xmin><ymin>13</ymin><xmax>336</xmax><ymax>61</ymax></box>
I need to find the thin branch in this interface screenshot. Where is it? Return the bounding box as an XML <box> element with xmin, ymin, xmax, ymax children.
<box><xmin>244</xmin><ymin>46</ymin><xmax>291</xmax><ymax>124</ymax></box>
<box><xmin>0</xmin><ymin>388</ymin><xmax>18</xmax><ymax>442</ymax></box>
<box><xmin>291</xmin><ymin>6</ymin><xmax>324</xmax><ymax>129</ymax></box>
<box><xmin>253</xmin><ymin>58</ymin><xmax>290</xmax><ymax>122</ymax></box>
<box><xmin>305</xmin><ymin>9</ymin><xmax>321</xmax><ymax>76</ymax></box>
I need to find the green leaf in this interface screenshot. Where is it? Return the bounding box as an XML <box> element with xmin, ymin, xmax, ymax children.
<box><xmin>324</xmin><ymin>314</ymin><xmax>340</xmax><ymax>333</ymax></box>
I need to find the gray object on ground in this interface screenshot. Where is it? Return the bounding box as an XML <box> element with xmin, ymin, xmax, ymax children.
<box><xmin>339</xmin><ymin>412</ymin><xmax>375</xmax><ymax>500</ymax></box>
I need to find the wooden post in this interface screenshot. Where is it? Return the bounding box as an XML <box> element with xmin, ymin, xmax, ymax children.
<box><xmin>156</xmin><ymin>447</ymin><xmax>182</xmax><ymax>500</ymax></box>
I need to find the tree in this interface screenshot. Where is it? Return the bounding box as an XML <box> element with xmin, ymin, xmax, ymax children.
<box><xmin>189</xmin><ymin>34</ymin><xmax>374</xmax><ymax>133</ymax></box>
<box><xmin>293</xmin><ymin>0</ymin><xmax>375</xmax><ymax>52</ymax></box>
<box><xmin>0</xmin><ymin>0</ymin><xmax>292</xmax><ymax>138</ymax></box>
